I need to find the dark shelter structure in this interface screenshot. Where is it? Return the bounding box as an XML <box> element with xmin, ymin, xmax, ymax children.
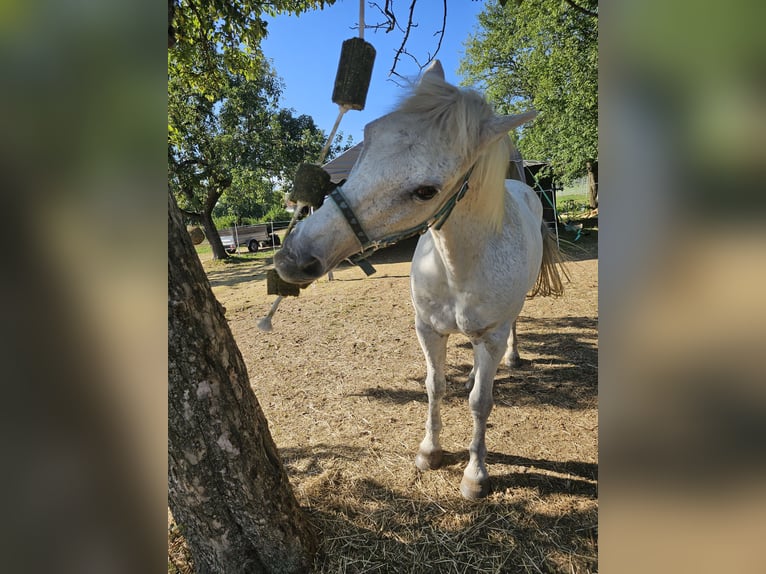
<box><xmin>520</xmin><ymin>160</ymin><xmax>558</xmax><ymax>227</ymax></box>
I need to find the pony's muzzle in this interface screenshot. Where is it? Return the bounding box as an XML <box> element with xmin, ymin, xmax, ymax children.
<box><xmin>274</xmin><ymin>236</ymin><xmax>326</xmax><ymax>284</ymax></box>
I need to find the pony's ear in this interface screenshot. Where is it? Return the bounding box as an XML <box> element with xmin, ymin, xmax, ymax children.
<box><xmin>420</xmin><ymin>60</ymin><xmax>445</xmax><ymax>83</ymax></box>
<box><xmin>479</xmin><ymin>110</ymin><xmax>538</xmax><ymax>147</ymax></box>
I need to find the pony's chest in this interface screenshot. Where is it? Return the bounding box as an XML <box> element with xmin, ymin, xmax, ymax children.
<box><xmin>411</xmin><ymin>237</ymin><xmax>498</xmax><ymax>335</ymax></box>
<box><xmin>412</xmin><ymin>287</ymin><xmax>496</xmax><ymax>336</ymax></box>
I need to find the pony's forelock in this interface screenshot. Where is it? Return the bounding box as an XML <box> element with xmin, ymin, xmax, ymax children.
<box><xmin>398</xmin><ymin>73</ymin><xmax>511</xmax><ymax>233</ymax></box>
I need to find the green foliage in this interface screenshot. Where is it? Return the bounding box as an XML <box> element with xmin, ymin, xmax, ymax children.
<box><xmin>168</xmin><ymin>0</ymin><xmax>342</xmax><ymax>259</ymax></box>
<box><xmin>168</xmin><ymin>0</ymin><xmax>355</xmax><ymax>228</ymax></box>
<box><xmin>168</xmin><ymin>1</ymin><xmax>336</xmax><ymax>94</ymax></box>
<box><xmin>262</xmin><ymin>205</ymin><xmax>292</xmax><ymax>223</ymax></box>
<box><xmin>460</xmin><ymin>0</ymin><xmax>597</xmax><ymax>183</ymax></box>
<box><xmin>169</xmin><ymin>58</ymin><xmax>334</xmax><ymax>222</ymax></box>
<box><xmin>557</xmin><ymin>195</ymin><xmax>590</xmax><ymax>217</ymax></box>
<box><xmin>212</xmin><ymin>214</ymin><xmax>241</xmax><ymax>230</ymax></box>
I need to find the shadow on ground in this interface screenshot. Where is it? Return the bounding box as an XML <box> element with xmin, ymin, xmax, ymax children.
<box><xmin>356</xmin><ymin>315</ymin><xmax>597</xmax><ymax>410</ymax></box>
<box><xmin>557</xmin><ymin>215</ymin><xmax>598</xmax><ymax>262</ymax></box>
<box><xmin>202</xmin><ymin>217</ymin><xmax>596</xmax><ymax>289</ymax></box>
<box><xmin>279</xmin><ymin>442</ymin><xmax>597</xmax><ymax>573</ymax></box>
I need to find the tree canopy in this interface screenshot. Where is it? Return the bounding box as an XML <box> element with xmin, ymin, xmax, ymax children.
<box><xmin>168</xmin><ymin>61</ymin><xmax>339</xmax><ymax>256</ymax></box>
<box><xmin>460</xmin><ymin>0</ymin><xmax>598</xmax><ymax>182</ymax></box>
<box><xmin>168</xmin><ymin>0</ymin><xmax>348</xmax><ymax>258</ymax></box>
<box><xmin>168</xmin><ymin>0</ymin><xmax>335</xmax><ymax>90</ymax></box>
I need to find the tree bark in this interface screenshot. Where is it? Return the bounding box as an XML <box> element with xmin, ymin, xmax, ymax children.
<box><xmin>168</xmin><ymin>189</ymin><xmax>317</xmax><ymax>573</ymax></box>
<box><xmin>586</xmin><ymin>160</ymin><xmax>598</xmax><ymax>209</ymax></box>
<box><xmin>200</xmin><ymin>208</ymin><xmax>230</xmax><ymax>260</ymax></box>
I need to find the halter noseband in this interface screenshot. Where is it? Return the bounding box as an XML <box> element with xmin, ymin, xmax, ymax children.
<box><xmin>328</xmin><ymin>166</ymin><xmax>475</xmax><ymax>274</ymax></box>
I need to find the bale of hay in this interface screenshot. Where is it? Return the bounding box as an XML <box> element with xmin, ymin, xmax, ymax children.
<box><xmin>290</xmin><ymin>163</ymin><xmax>331</xmax><ymax>207</ymax></box>
<box><xmin>332</xmin><ymin>37</ymin><xmax>376</xmax><ymax>110</ymax></box>
<box><xmin>187</xmin><ymin>226</ymin><xmax>205</xmax><ymax>245</ymax></box>
<box><xmin>266</xmin><ymin>269</ymin><xmax>301</xmax><ymax>297</ymax></box>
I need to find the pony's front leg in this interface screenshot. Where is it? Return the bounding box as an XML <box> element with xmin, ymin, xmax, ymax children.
<box><xmin>461</xmin><ymin>330</ymin><xmax>507</xmax><ymax>499</ymax></box>
<box><xmin>414</xmin><ymin>317</ymin><xmax>448</xmax><ymax>471</ymax></box>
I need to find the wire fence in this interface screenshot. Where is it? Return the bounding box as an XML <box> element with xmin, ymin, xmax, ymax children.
<box><xmin>557</xmin><ymin>176</ymin><xmax>593</xmax><ymax>220</ymax></box>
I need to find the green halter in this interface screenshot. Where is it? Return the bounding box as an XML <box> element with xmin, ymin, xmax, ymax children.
<box><xmin>328</xmin><ymin>166</ymin><xmax>475</xmax><ymax>274</ymax></box>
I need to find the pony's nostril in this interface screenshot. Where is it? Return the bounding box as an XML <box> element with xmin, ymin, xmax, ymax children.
<box><xmin>300</xmin><ymin>256</ymin><xmax>323</xmax><ymax>278</ymax></box>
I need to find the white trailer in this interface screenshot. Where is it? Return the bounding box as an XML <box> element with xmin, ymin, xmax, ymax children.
<box><xmin>219</xmin><ymin>223</ymin><xmax>281</xmax><ymax>253</ymax></box>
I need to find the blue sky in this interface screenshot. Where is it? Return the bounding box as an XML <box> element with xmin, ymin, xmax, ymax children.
<box><xmin>262</xmin><ymin>0</ymin><xmax>488</xmax><ymax>144</ymax></box>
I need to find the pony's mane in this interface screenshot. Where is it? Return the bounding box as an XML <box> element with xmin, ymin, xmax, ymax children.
<box><xmin>397</xmin><ymin>73</ymin><xmax>512</xmax><ymax>233</ymax></box>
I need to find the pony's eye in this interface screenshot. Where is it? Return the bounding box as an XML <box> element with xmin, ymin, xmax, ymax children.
<box><xmin>413</xmin><ymin>186</ymin><xmax>439</xmax><ymax>201</ymax></box>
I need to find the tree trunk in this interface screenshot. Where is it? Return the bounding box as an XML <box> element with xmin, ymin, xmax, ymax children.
<box><xmin>200</xmin><ymin>209</ymin><xmax>230</xmax><ymax>260</ymax></box>
<box><xmin>586</xmin><ymin>160</ymin><xmax>598</xmax><ymax>209</ymax></box>
<box><xmin>168</xmin><ymin>189</ymin><xmax>317</xmax><ymax>573</ymax></box>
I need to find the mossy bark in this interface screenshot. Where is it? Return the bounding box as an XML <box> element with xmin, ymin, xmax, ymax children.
<box><xmin>168</xmin><ymin>189</ymin><xmax>317</xmax><ymax>573</ymax></box>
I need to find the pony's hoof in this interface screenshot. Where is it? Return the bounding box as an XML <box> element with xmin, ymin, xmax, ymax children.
<box><xmin>257</xmin><ymin>317</ymin><xmax>273</xmax><ymax>332</ymax></box>
<box><xmin>460</xmin><ymin>477</ymin><xmax>490</xmax><ymax>499</ymax></box>
<box><xmin>415</xmin><ymin>449</ymin><xmax>443</xmax><ymax>470</ymax></box>
<box><xmin>505</xmin><ymin>355</ymin><xmax>522</xmax><ymax>369</ymax></box>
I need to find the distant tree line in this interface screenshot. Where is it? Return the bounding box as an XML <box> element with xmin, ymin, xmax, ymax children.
<box><xmin>461</xmin><ymin>0</ymin><xmax>598</xmax><ymax>183</ymax></box>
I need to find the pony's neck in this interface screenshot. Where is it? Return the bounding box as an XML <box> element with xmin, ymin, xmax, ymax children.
<box><xmin>429</xmin><ymin>178</ymin><xmax>505</xmax><ymax>281</ymax></box>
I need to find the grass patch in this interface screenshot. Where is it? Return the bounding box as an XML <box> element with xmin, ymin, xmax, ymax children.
<box><xmin>194</xmin><ymin>242</ymin><xmax>211</xmax><ymax>256</ymax></box>
<box><xmin>556</xmin><ymin>196</ymin><xmax>592</xmax><ymax>220</ymax></box>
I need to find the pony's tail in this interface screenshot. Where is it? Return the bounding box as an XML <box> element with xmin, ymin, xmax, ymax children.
<box><xmin>530</xmin><ymin>224</ymin><xmax>570</xmax><ymax>298</ymax></box>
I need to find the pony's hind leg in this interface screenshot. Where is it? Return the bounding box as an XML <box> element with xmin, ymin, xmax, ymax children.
<box><xmin>469</xmin><ymin>320</ymin><xmax>514</xmax><ymax>390</ymax></box>
<box><xmin>461</xmin><ymin>329</ymin><xmax>507</xmax><ymax>499</ymax></box>
<box><xmin>503</xmin><ymin>319</ymin><xmax>522</xmax><ymax>368</ymax></box>
<box><xmin>414</xmin><ymin>317</ymin><xmax>449</xmax><ymax>471</ymax></box>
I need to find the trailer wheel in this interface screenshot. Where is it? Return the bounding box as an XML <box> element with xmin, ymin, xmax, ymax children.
<box><xmin>248</xmin><ymin>239</ymin><xmax>260</xmax><ymax>253</ymax></box>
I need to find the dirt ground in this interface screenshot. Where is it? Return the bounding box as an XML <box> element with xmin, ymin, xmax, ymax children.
<box><xmin>173</xmin><ymin>221</ymin><xmax>598</xmax><ymax>573</ymax></box>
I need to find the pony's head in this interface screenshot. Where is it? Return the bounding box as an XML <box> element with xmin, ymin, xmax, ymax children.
<box><xmin>275</xmin><ymin>60</ymin><xmax>536</xmax><ymax>284</ymax></box>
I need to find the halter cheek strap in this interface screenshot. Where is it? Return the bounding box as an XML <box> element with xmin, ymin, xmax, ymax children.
<box><xmin>328</xmin><ymin>186</ymin><xmax>373</xmax><ymax>247</ymax></box>
<box><xmin>328</xmin><ymin>165</ymin><xmax>475</xmax><ymax>275</ymax></box>
<box><xmin>327</xmin><ymin>186</ymin><xmax>378</xmax><ymax>276</ymax></box>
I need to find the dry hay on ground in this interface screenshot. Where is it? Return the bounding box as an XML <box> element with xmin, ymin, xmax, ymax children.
<box><xmin>172</xmin><ymin>229</ymin><xmax>598</xmax><ymax>573</ymax></box>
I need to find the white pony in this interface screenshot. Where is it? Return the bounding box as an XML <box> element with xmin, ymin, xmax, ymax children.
<box><xmin>276</xmin><ymin>61</ymin><xmax>566</xmax><ymax>499</ymax></box>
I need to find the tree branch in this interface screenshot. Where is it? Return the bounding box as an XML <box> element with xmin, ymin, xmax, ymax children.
<box><xmin>179</xmin><ymin>207</ymin><xmax>202</xmax><ymax>222</ymax></box>
<box><xmin>427</xmin><ymin>0</ymin><xmax>447</xmax><ymax>66</ymax></box>
<box><xmin>363</xmin><ymin>1</ymin><xmax>449</xmax><ymax>84</ymax></box>
<box><xmin>176</xmin><ymin>157</ymin><xmax>208</xmax><ymax>169</ymax></box>
<box><xmin>388</xmin><ymin>0</ymin><xmax>417</xmax><ymax>81</ymax></box>
<box><xmin>364</xmin><ymin>1</ymin><xmax>399</xmax><ymax>33</ymax></box>
<box><xmin>387</xmin><ymin>0</ymin><xmax>447</xmax><ymax>85</ymax></box>
<box><xmin>562</xmin><ymin>0</ymin><xmax>598</xmax><ymax>18</ymax></box>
